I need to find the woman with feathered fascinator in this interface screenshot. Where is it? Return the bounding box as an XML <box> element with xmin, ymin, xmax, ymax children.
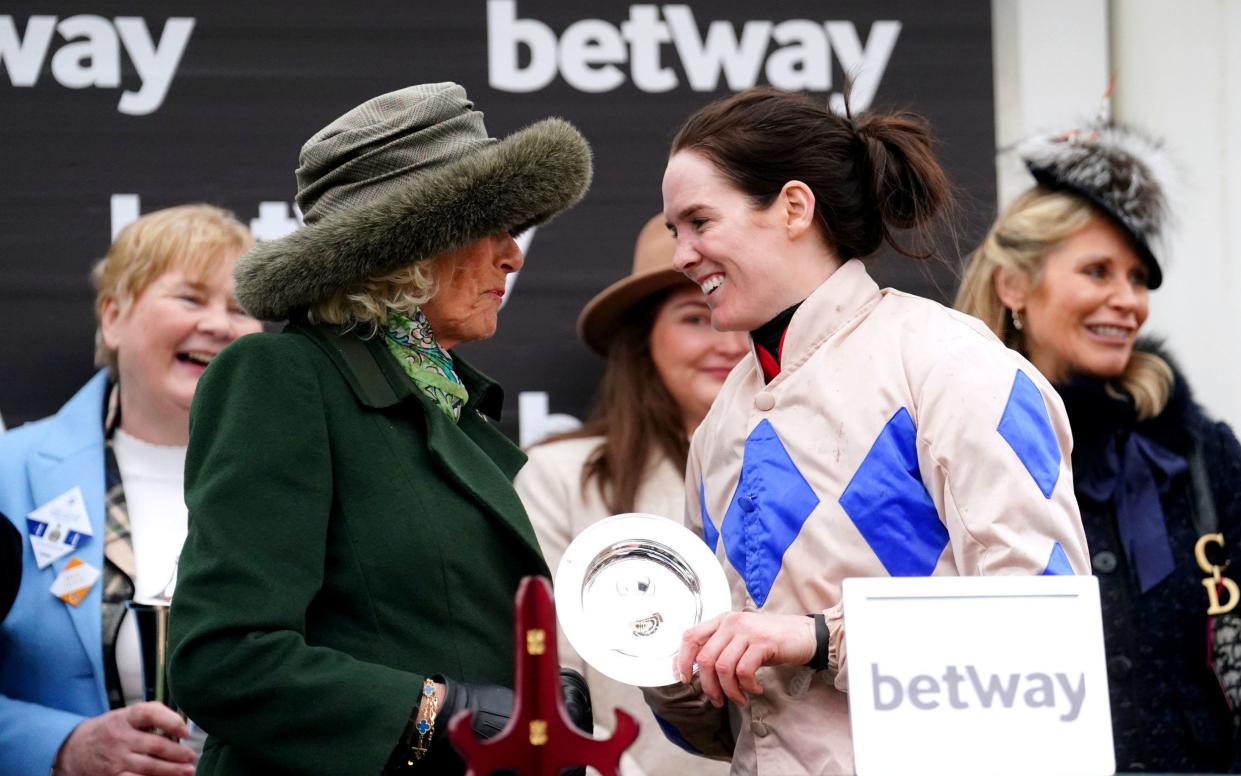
<box><xmin>958</xmin><ymin>115</ymin><xmax>1241</xmax><ymax>772</ymax></box>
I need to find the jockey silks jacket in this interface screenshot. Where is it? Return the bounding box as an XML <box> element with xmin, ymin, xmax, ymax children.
<box><xmin>645</xmin><ymin>259</ymin><xmax>1089</xmax><ymax>776</ymax></box>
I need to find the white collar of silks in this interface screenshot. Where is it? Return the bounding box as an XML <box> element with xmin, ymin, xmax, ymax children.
<box><xmin>26</xmin><ymin>486</ymin><xmax>100</xmax><ymax>606</ymax></box>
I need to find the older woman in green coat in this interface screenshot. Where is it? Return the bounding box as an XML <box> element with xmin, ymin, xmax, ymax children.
<box><xmin>167</xmin><ymin>83</ymin><xmax>593</xmax><ymax>776</ymax></box>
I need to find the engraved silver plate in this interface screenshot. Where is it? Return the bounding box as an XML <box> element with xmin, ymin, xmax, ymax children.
<box><xmin>555</xmin><ymin>513</ymin><xmax>731</xmax><ymax>687</ymax></box>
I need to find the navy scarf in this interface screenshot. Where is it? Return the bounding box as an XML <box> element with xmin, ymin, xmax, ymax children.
<box><xmin>1059</xmin><ymin>378</ymin><xmax>1187</xmax><ymax>593</ymax></box>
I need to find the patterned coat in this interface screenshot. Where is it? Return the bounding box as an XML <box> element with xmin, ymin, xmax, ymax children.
<box><xmin>645</xmin><ymin>260</ymin><xmax>1089</xmax><ymax>775</ymax></box>
<box><xmin>1059</xmin><ymin>347</ymin><xmax>1241</xmax><ymax>772</ymax></box>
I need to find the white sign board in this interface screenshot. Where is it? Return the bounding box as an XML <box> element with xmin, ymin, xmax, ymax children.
<box><xmin>843</xmin><ymin>576</ymin><xmax>1114</xmax><ymax>776</ymax></box>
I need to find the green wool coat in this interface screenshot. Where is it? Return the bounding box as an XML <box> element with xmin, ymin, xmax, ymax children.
<box><xmin>167</xmin><ymin>319</ymin><xmax>550</xmax><ymax>776</ymax></box>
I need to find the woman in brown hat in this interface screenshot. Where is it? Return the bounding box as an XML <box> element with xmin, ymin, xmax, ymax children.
<box><xmin>515</xmin><ymin>214</ymin><xmax>745</xmax><ymax>776</ymax></box>
<box><xmin>166</xmin><ymin>83</ymin><xmax>594</xmax><ymax>776</ymax></box>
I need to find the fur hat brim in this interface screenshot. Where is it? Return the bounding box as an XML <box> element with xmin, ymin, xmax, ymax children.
<box><xmin>235</xmin><ymin>118</ymin><xmax>593</xmax><ymax>321</ymax></box>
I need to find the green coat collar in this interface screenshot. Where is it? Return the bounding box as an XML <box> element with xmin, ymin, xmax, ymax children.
<box><xmin>288</xmin><ymin>318</ymin><xmax>505</xmax><ymax>419</ymax></box>
<box><xmin>288</xmin><ymin>318</ymin><xmax>542</xmax><ymax>565</ymax></box>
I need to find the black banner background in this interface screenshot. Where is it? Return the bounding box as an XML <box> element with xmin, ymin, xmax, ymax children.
<box><xmin>0</xmin><ymin>2</ymin><xmax>994</xmax><ymax>440</ymax></box>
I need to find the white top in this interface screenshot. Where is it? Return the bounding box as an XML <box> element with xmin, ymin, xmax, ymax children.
<box><xmin>111</xmin><ymin>428</ymin><xmax>188</xmax><ymax>601</ymax></box>
<box><xmin>111</xmin><ymin>429</ymin><xmax>188</xmax><ymax>713</ymax></box>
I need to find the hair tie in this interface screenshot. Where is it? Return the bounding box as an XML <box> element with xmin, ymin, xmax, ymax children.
<box><xmin>845</xmin><ymin>117</ymin><xmax>881</xmax><ymax>212</ymax></box>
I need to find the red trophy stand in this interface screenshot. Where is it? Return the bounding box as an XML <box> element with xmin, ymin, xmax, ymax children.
<box><xmin>448</xmin><ymin>576</ymin><xmax>640</xmax><ymax>776</ymax></box>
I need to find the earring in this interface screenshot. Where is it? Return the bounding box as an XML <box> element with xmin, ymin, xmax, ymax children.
<box><xmin>1011</xmin><ymin>308</ymin><xmax>1024</xmax><ymax>331</ymax></box>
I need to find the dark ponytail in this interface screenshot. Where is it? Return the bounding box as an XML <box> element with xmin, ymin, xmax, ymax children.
<box><xmin>852</xmin><ymin>111</ymin><xmax>951</xmax><ymax>256</ymax></box>
<box><xmin>671</xmin><ymin>87</ymin><xmax>952</xmax><ymax>261</ymax></box>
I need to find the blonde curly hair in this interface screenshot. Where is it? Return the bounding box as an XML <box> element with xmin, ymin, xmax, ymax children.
<box><xmin>306</xmin><ymin>257</ymin><xmax>443</xmax><ymax>337</ymax></box>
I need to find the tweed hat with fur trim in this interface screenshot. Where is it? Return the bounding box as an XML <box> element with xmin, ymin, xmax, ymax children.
<box><xmin>1019</xmin><ymin>121</ymin><xmax>1171</xmax><ymax>289</ymax></box>
<box><xmin>235</xmin><ymin>82</ymin><xmax>593</xmax><ymax>320</ymax></box>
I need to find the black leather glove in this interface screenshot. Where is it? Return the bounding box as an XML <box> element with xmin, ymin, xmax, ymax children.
<box><xmin>557</xmin><ymin>669</ymin><xmax>593</xmax><ymax>776</ymax></box>
<box><xmin>438</xmin><ymin>677</ymin><xmax>516</xmax><ymax>742</ymax></box>
<box><xmin>559</xmin><ymin>668</ymin><xmax>593</xmax><ymax>737</ymax></box>
<box><xmin>438</xmin><ymin>671</ymin><xmax>594</xmax><ymax>740</ymax></box>
<box><xmin>410</xmin><ymin>672</ymin><xmax>593</xmax><ymax>775</ymax></box>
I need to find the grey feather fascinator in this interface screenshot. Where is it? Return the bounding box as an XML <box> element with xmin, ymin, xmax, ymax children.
<box><xmin>1019</xmin><ymin>122</ymin><xmax>1172</xmax><ymax>288</ymax></box>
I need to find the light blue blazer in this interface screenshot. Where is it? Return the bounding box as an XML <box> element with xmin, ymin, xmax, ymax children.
<box><xmin>0</xmin><ymin>371</ymin><xmax>111</xmax><ymax>775</ymax></box>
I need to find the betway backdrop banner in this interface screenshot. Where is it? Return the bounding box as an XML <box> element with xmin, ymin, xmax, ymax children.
<box><xmin>0</xmin><ymin>2</ymin><xmax>994</xmax><ymax>441</ymax></box>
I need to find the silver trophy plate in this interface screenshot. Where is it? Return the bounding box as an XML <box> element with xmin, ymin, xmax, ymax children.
<box><xmin>555</xmin><ymin>513</ymin><xmax>731</xmax><ymax>688</ymax></box>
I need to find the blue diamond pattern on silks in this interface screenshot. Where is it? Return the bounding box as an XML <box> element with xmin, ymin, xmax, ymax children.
<box><xmin>839</xmin><ymin>407</ymin><xmax>947</xmax><ymax>577</ymax></box>
<box><xmin>1041</xmin><ymin>541</ymin><xmax>1074</xmax><ymax>576</ymax></box>
<box><xmin>699</xmin><ymin>479</ymin><xmax>720</xmax><ymax>553</ymax></box>
<box><xmin>997</xmin><ymin>369</ymin><xmax>1061</xmax><ymax>498</ymax></box>
<box><xmin>719</xmin><ymin>419</ymin><xmax>820</xmax><ymax>607</ymax></box>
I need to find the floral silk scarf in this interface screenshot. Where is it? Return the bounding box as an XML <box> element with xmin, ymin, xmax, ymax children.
<box><xmin>383</xmin><ymin>309</ymin><xmax>468</xmax><ymax>421</ymax></box>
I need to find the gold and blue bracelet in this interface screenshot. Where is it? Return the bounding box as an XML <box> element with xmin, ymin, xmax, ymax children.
<box><xmin>410</xmin><ymin>679</ymin><xmax>438</xmax><ymax>763</ymax></box>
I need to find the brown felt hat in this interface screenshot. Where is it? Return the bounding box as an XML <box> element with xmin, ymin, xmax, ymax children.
<box><xmin>577</xmin><ymin>214</ymin><xmax>694</xmax><ymax>356</ymax></box>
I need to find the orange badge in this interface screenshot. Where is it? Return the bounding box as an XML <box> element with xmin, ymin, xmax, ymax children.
<box><xmin>49</xmin><ymin>557</ymin><xmax>101</xmax><ymax>607</ymax></box>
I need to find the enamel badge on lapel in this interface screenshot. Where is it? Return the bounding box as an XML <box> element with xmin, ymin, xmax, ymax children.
<box><xmin>50</xmin><ymin>557</ymin><xmax>101</xmax><ymax>606</ymax></box>
<box><xmin>26</xmin><ymin>486</ymin><xmax>94</xmax><ymax>569</ymax></box>
<box><xmin>1195</xmin><ymin>533</ymin><xmax>1239</xmax><ymax>615</ymax></box>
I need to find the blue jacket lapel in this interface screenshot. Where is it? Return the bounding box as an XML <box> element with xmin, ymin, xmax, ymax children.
<box><xmin>27</xmin><ymin>371</ymin><xmax>109</xmax><ymax>708</ymax></box>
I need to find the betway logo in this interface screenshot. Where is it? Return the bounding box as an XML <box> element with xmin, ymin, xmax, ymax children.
<box><xmin>0</xmin><ymin>15</ymin><xmax>194</xmax><ymax>116</ymax></box>
<box><xmin>871</xmin><ymin>663</ymin><xmax>1087</xmax><ymax>722</ymax></box>
<box><xmin>488</xmin><ymin>1</ymin><xmax>900</xmax><ymax>111</ymax></box>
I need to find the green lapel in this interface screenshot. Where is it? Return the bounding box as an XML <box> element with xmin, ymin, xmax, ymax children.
<box><xmin>290</xmin><ymin>320</ymin><xmax>545</xmax><ymax>567</ymax></box>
